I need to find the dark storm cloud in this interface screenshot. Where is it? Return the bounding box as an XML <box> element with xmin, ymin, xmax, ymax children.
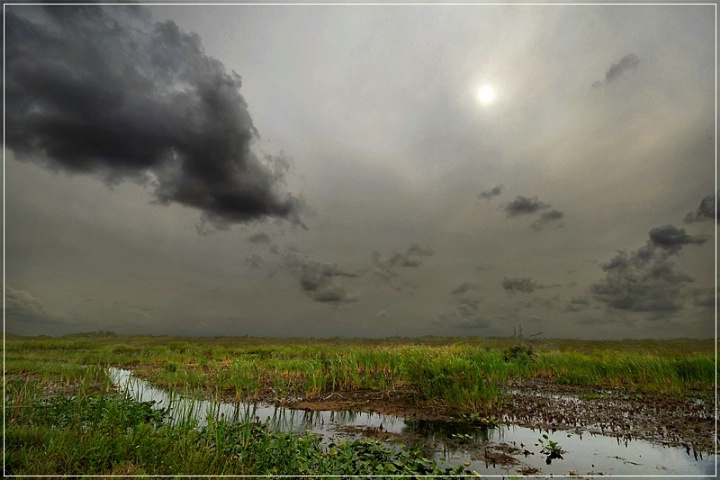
<box><xmin>6</xmin><ymin>5</ymin><xmax>304</xmax><ymax>230</ymax></box>
<box><xmin>531</xmin><ymin>209</ymin><xmax>565</xmax><ymax>231</ymax></box>
<box><xmin>477</xmin><ymin>184</ymin><xmax>504</xmax><ymax>201</ymax></box>
<box><xmin>247</xmin><ymin>232</ymin><xmax>271</xmax><ymax>244</ymax></box>
<box><xmin>503</xmin><ymin>196</ymin><xmax>549</xmax><ymax>217</ymax></box>
<box><xmin>502</xmin><ymin>276</ymin><xmax>537</xmax><ymax>294</ymax></box>
<box><xmin>647</xmin><ymin>225</ymin><xmax>706</xmax><ymax>253</ymax></box>
<box><xmin>5</xmin><ymin>287</ymin><xmax>75</xmax><ymax>325</ymax></box>
<box><xmin>590</xmin><ymin>225</ymin><xmax>706</xmax><ymax>315</ymax></box>
<box><xmin>684</xmin><ymin>194</ymin><xmax>716</xmax><ymax>224</ymax></box>
<box><xmin>593</xmin><ymin>53</ymin><xmax>640</xmax><ymax>87</ymax></box>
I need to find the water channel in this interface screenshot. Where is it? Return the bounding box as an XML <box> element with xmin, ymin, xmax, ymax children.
<box><xmin>109</xmin><ymin>368</ymin><xmax>716</xmax><ymax>477</ymax></box>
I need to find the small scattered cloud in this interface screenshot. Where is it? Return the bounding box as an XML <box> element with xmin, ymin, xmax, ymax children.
<box><xmin>502</xmin><ymin>276</ymin><xmax>537</xmax><ymax>294</ymax></box>
<box><xmin>247</xmin><ymin>232</ymin><xmax>272</xmax><ymax>244</ymax></box>
<box><xmin>503</xmin><ymin>196</ymin><xmax>550</xmax><ymax>217</ymax></box>
<box><xmin>565</xmin><ymin>296</ymin><xmax>591</xmax><ymax>313</ymax></box>
<box><xmin>285</xmin><ymin>254</ymin><xmax>360</xmax><ymax>305</ymax></box>
<box><xmin>477</xmin><ymin>184</ymin><xmax>504</xmax><ymax>201</ymax></box>
<box><xmin>375</xmin><ymin>309</ymin><xmax>389</xmax><ymax>317</ymax></box>
<box><xmin>531</xmin><ymin>209</ymin><xmax>565</xmax><ymax>231</ymax></box>
<box><xmin>450</xmin><ymin>282</ymin><xmax>481</xmax><ymax>296</ymax></box>
<box><xmin>684</xmin><ymin>193</ymin><xmax>716</xmax><ymax>224</ymax></box>
<box><xmin>592</xmin><ymin>53</ymin><xmax>640</xmax><ymax>87</ymax></box>
<box><xmin>503</xmin><ymin>195</ymin><xmax>565</xmax><ymax>231</ymax></box>
<box><xmin>371</xmin><ymin>243</ymin><xmax>433</xmax><ymax>292</ymax></box>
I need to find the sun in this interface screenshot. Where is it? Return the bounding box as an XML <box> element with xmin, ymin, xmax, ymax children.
<box><xmin>476</xmin><ymin>84</ymin><xmax>497</xmax><ymax>106</ymax></box>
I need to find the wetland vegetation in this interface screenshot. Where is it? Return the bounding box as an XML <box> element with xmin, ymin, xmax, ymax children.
<box><xmin>5</xmin><ymin>333</ymin><xmax>716</xmax><ymax>476</ymax></box>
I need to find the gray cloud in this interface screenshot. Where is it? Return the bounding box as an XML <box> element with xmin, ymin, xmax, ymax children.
<box><xmin>605</xmin><ymin>53</ymin><xmax>640</xmax><ymax>83</ymax></box>
<box><xmin>502</xmin><ymin>276</ymin><xmax>537</xmax><ymax>294</ymax></box>
<box><xmin>520</xmin><ymin>295</ymin><xmax>560</xmax><ymax>309</ymax></box>
<box><xmin>5</xmin><ymin>286</ymin><xmax>75</xmax><ymax>325</ymax></box>
<box><xmin>593</xmin><ymin>53</ymin><xmax>640</xmax><ymax>87</ymax></box>
<box><xmin>450</xmin><ymin>282</ymin><xmax>481</xmax><ymax>296</ymax></box>
<box><xmin>648</xmin><ymin>224</ymin><xmax>707</xmax><ymax>254</ymax></box>
<box><xmin>565</xmin><ymin>296</ymin><xmax>590</xmax><ymax>312</ymax></box>
<box><xmin>503</xmin><ymin>196</ymin><xmax>550</xmax><ymax>217</ymax></box>
<box><xmin>282</xmin><ymin>251</ymin><xmax>360</xmax><ymax>304</ymax></box>
<box><xmin>475</xmin><ymin>262</ymin><xmax>494</xmax><ymax>272</ymax></box>
<box><xmin>371</xmin><ymin>243</ymin><xmax>433</xmax><ymax>292</ymax></box>
<box><xmin>6</xmin><ymin>5</ymin><xmax>304</xmax><ymax>231</ymax></box>
<box><xmin>690</xmin><ymin>288</ymin><xmax>716</xmax><ymax>308</ymax></box>
<box><xmin>531</xmin><ymin>209</ymin><xmax>565</xmax><ymax>231</ymax></box>
<box><xmin>590</xmin><ymin>225</ymin><xmax>706</xmax><ymax>315</ymax></box>
<box><xmin>477</xmin><ymin>184</ymin><xmax>504</xmax><ymax>201</ymax></box>
<box><xmin>247</xmin><ymin>232</ymin><xmax>272</xmax><ymax>244</ymax></box>
<box><xmin>684</xmin><ymin>194</ymin><xmax>716</xmax><ymax>224</ymax></box>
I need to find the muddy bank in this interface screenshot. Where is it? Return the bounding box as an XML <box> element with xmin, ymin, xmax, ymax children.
<box><xmin>284</xmin><ymin>380</ymin><xmax>715</xmax><ymax>454</ymax></box>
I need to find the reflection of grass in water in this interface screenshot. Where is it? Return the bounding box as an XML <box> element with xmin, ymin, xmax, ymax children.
<box><xmin>5</xmin><ymin>367</ymin><xmax>470</xmax><ymax>475</ymax></box>
<box><xmin>6</xmin><ymin>333</ymin><xmax>715</xmax><ymax>418</ymax></box>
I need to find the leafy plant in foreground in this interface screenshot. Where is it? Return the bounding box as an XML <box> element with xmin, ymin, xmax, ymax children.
<box><xmin>536</xmin><ymin>433</ymin><xmax>566</xmax><ymax>464</ymax></box>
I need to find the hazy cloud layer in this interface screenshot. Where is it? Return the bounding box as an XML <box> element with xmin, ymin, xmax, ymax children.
<box><xmin>684</xmin><ymin>194</ymin><xmax>716</xmax><ymax>224</ymax></box>
<box><xmin>477</xmin><ymin>184</ymin><xmax>504</xmax><ymax>201</ymax></box>
<box><xmin>590</xmin><ymin>225</ymin><xmax>706</xmax><ymax>314</ymax></box>
<box><xmin>6</xmin><ymin>287</ymin><xmax>74</xmax><ymax>325</ymax></box>
<box><xmin>6</xmin><ymin>5</ymin><xmax>303</xmax><ymax>231</ymax></box>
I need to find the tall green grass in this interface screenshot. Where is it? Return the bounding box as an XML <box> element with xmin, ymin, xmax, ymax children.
<box><xmin>5</xmin><ymin>366</ymin><xmax>468</xmax><ymax>476</ymax></box>
<box><xmin>6</xmin><ymin>334</ymin><xmax>715</xmax><ymax>418</ymax></box>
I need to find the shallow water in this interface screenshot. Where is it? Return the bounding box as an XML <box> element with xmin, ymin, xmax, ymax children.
<box><xmin>109</xmin><ymin>368</ymin><xmax>716</xmax><ymax>477</ymax></box>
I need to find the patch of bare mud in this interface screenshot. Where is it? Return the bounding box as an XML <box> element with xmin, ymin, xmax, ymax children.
<box><xmin>285</xmin><ymin>390</ymin><xmax>455</xmax><ymax>422</ymax></box>
<box><xmin>500</xmin><ymin>378</ymin><xmax>715</xmax><ymax>454</ymax></box>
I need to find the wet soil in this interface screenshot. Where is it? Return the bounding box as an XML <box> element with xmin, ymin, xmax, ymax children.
<box><xmin>284</xmin><ymin>380</ymin><xmax>715</xmax><ymax>455</ymax></box>
<box><xmin>125</xmin><ymin>365</ymin><xmax>715</xmax><ymax>457</ymax></box>
<box><xmin>499</xmin><ymin>379</ymin><xmax>716</xmax><ymax>454</ymax></box>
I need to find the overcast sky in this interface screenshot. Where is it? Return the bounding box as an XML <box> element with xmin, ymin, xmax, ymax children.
<box><xmin>5</xmin><ymin>2</ymin><xmax>716</xmax><ymax>339</ymax></box>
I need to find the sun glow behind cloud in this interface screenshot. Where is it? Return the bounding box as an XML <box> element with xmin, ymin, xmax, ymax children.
<box><xmin>476</xmin><ymin>84</ymin><xmax>497</xmax><ymax>105</ymax></box>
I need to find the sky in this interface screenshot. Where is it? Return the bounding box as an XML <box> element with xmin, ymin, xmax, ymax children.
<box><xmin>4</xmin><ymin>1</ymin><xmax>716</xmax><ymax>339</ymax></box>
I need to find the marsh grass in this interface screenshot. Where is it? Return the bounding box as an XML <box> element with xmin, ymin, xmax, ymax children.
<box><xmin>6</xmin><ymin>334</ymin><xmax>715</xmax><ymax>415</ymax></box>
<box><xmin>5</xmin><ymin>366</ymin><xmax>468</xmax><ymax>476</ymax></box>
<box><xmin>5</xmin><ymin>334</ymin><xmax>714</xmax><ymax>475</ymax></box>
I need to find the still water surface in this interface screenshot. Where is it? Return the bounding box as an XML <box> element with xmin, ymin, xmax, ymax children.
<box><xmin>109</xmin><ymin>368</ymin><xmax>716</xmax><ymax>477</ymax></box>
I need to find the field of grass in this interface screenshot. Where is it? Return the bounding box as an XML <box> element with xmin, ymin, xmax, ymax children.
<box><xmin>4</xmin><ymin>332</ymin><xmax>716</xmax><ymax>475</ymax></box>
